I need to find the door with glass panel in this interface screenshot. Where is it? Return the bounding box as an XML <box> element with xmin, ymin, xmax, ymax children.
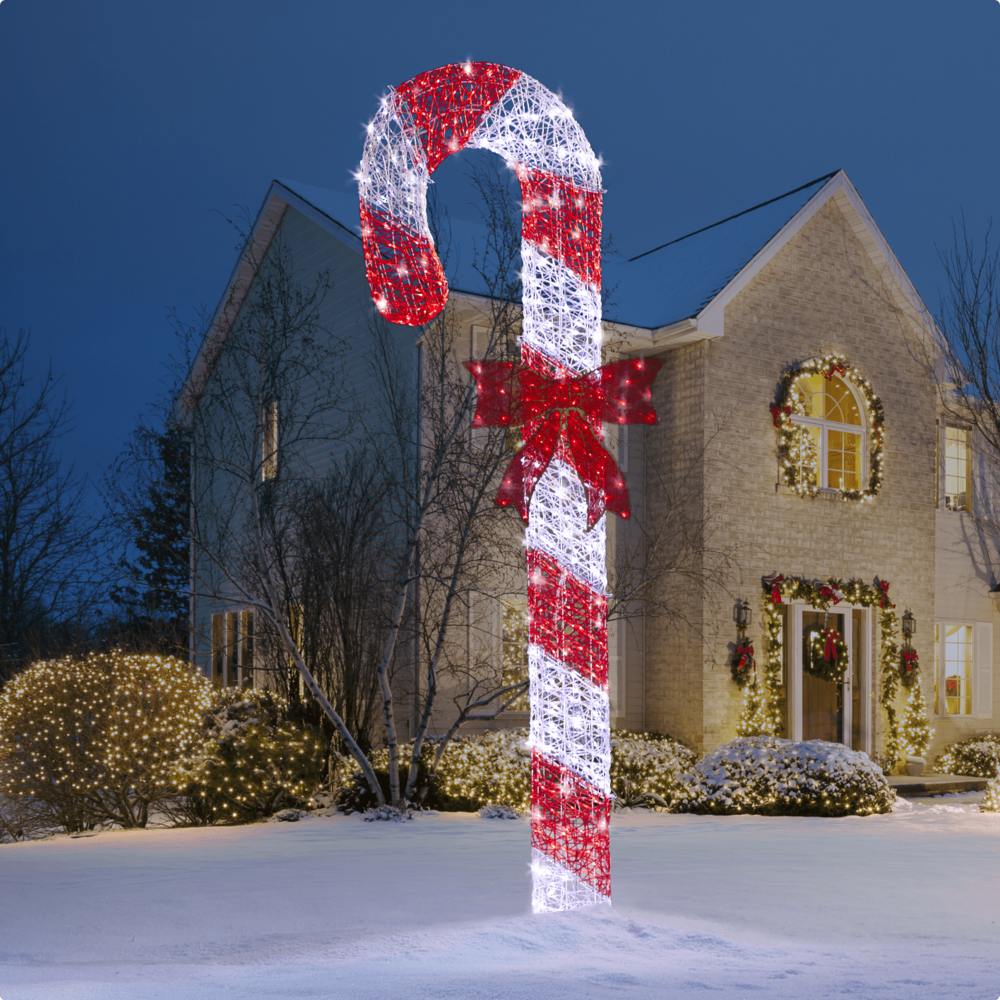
<box><xmin>786</xmin><ymin>604</ymin><xmax>869</xmax><ymax>749</ymax></box>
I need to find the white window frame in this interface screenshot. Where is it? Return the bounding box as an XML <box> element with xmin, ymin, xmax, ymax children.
<box><xmin>789</xmin><ymin>377</ymin><xmax>867</xmax><ymax>493</ymax></box>
<box><xmin>210</xmin><ymin>608</ymin><xmax>255</xmax><ymax>689</ymax></box>
<box><xmin>939</xmin><ymin>421</ymin><xmax>973</xmax><ymax>513</ymax></box>
<box><xmin>932</xmin><ymin>619</ymin><xmax>992</xmax><ymax>718</ymax></box>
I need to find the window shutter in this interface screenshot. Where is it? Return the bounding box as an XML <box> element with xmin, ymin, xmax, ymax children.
<box><xmin>976</xmin><ymin>621</ymin><xmax>993</xmax><ymax>718</ymax></box>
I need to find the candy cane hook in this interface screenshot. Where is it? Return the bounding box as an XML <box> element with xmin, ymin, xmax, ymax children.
<box><xmin>358</xmin><ymin>62</ymin><xmax>655</xmax><ymax>912</ymax></box>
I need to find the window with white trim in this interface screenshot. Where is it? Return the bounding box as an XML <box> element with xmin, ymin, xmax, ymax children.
<box><xmin>942</xmin><ymin>423</ymin><xmax>972</xmax><ymax>512</ymax></box>
<box><xmin>262</xmin><ymin>399</ymin><xmax>279</xmax><ymax>480</ymax></box>
<box><xmin>210</xmin><ymin>609</ymin><xmax>255</xmax><ymax>688</ymax></box>
<box><xmin>789</xmin><ymin>373</ymin><xmax>864</xmax><ymax>492</ymax></box>
<box><xmin>932</xmin><ymin>620</ymin><xmax>993</xmax><ymax>718</ymax></box>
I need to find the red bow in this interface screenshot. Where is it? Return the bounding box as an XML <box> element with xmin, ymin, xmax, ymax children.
<box><xmin>823</xmin><ymin>628</ymin><xmax>840</xmax><ymax>662</ymax></box>
<box><xmin>464</xmin><ymin>358</ymin><xmax>663</xmax><ymax>527</ymax></box>
<box><xmin>765</xmin><ymin>574</ymin><xmax>784</xmax><ymax>604</ymax></box>
<box><xmin>902</xmin><ymin>649</ymin><xmax>918</xmax><ymax>673</ymax></box>
<box><xmin>818</xmin><ymin>585</ymin><xmax>842</xmax><ymax>606</ymax></box>
<box><xmin>823</xmin><ymin>362</ymin><xmax>849</xmax><ymax>380</ymax></box>
<box><xmin>769</xmin><ymin>403</ymin><xmax>790</xmax><ymax>428</ymax></box>
<box><xmin>736</xmin><ymin>643</ymin><xmax>754</xmax><ymax>670</ymax></box>
<box><xmin>876</xmin><ymin>578</ymin><xmax>895</xmax><ymax>609</ymax></box>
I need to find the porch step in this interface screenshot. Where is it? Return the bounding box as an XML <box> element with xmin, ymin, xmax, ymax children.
<box><xmin>888</xmin><ymin>774</ymin><xmax>989</xmax><ymax>797</ymax></box>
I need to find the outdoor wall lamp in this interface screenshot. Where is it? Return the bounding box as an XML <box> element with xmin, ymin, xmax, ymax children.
<box><xmin>733</xmin><ymin>599</ymin><xmax>752</xmax><ymax>631</ymax></box>
<box><xmin>901</xmin><ymin>609</ymin><xmax>916</xmax><ymax>646</ymax></box>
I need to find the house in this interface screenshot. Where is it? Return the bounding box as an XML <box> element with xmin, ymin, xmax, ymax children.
<box><xmin>182</xmin><ymin>168</ymin><xmax>997</xmax><ymax>763</ymax></box>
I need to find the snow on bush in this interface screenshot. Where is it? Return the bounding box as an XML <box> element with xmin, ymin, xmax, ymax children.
<box><xmin>363</xmin><ymin>805</ymin><xmax>411</xmax><ymax>822</ymax></box>
<box><xmin>936</xmin><ymin>734</ymin><xmax>1000</xmax><ymax>778</ymax></box>
<box><xmin>981</xmin><ymin>778</ymin><xmax>1000</xmax><ymax>812</ymax></box>
<box><xmin>170</xmin><ymin>689</ymin><xmax>322</xmax><ymax>825</ymax></box>
<box><xmin>671</xmin><ymin>736</ymin><xmax>895</xmax><ymax>817</ymax></box>
<box><xmin>610</xmin><ymin>731</ymin><xmax>697</xmax><ymax>807</ymax></box>
<box><xmin>0</xmin><ymin>653</ymin><xmax>210</xmax><ymax>833</ymax></box>
<box><xmin>339</xmin><ymin>728</ymin><xmax>694</xmax><ymax>812</ymax></box>
<box><xmin>478</xmin><ymin>804</ymin><xmax>521</xmax><ymax>819</ymax></box>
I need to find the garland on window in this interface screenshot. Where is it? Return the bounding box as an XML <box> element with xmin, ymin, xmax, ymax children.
<box><xmin>741</xmin><ymin>574</ymin><xmax>904</xmax><ymax>761</ymax></box>
<box><xmin>770</xmin><ymin>354</ymin><xmax>886</xmax><ymax>501</ymax></box>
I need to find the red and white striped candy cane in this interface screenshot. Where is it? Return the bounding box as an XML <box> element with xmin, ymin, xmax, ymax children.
<box><xmin>358</xmin><ymin>61</ymin><xmax>612</xmax><ymax>912</ymax></box>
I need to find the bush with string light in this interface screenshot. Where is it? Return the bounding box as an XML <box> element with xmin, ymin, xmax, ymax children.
<box><xmin>170</xmin><ymin>688</ymin><xmax>322</xmax><ymax>825</ymax></box>
<box><xmin>0</xmin><ymin>652</ymin><xmax>211</xmax><ymax>832</ymax></box>
<box><xmin>936</xmin><ymin>734</ymin><xmax>1000</xmax><ymax>778</ymax></box>
<box><xmin>981</xmin><ymin>777</ymin><xmax>1000</xmax><ymax>812</ymax></box>
<box><xmin>671</xmin><ymin>736</ymin><xmax>895</xmax><ymax>817</ymax></box>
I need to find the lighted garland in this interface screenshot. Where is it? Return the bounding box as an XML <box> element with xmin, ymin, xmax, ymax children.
<box><xmin>770</xmin><ymin>354</ymin><xmax>885</xmax><ymax>501</ymax></box>
<box><xmin>753</xmin><ymin>575</ymin><xmax>906</xmax><ymax>760</ymax></box>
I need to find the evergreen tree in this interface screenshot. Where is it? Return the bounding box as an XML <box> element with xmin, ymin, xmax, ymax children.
<box><xmin>107</xmin><ymin>414</ymin><xmax>191</xmax><ymax>655</ymax></box>
<box><xmin>900</xmin><ymin>679</ymin><xmax>934</xmax><ymax>758</ymax></box>
<box><xmin>736</xmin><ymin>680</ymin><xmax>772</xmax><ymax>737</ymax></box>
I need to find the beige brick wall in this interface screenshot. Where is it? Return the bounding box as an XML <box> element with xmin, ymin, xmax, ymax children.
<box><xmin>644</xmin><ymin>196</ymin><xmax>938</xmax><ymax>754</ymax></box>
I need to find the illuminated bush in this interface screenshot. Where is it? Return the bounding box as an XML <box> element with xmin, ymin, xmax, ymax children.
<box><xmin>610</xmin><ymin>731</ymin><xmax>697</xmax><ymax>807</ymax></box>
<box><xmin>0</xmin><ymin>653</ymin><xmax>210</xmax><ymax>831</ymax></box>
<box><xmin>339</xmin><ymin>728</ymin><xmax>694</xmax><ymax>812</ymax></box>
<box><xmin>671</xmin><ymin>736</ymin><xmax>895</xmax><ymax>817</ymax></box>
<box><xmin>171</xmin><ymin>688</ymin><xmax>322</xmax><ymax>825</ymax></box>
<box><xmin>981</xmin><ymin>778</ymin><xmax>1000</xmax><ymax>813</ymax></box>
<box><xmin>936</xmin><ymin>734</ymin><xmax>1000</xmax><ymax>778</ymax></box>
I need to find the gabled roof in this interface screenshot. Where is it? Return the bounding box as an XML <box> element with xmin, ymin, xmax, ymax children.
<box><xmin>181</xmin><ymin>169</ymin><xmax>938</xmax><ymax>411</ymax></box>
<box><xmin>602</xmin><ymin>172</ymin><xmax>837</xmax><ymax>330</ymax></box>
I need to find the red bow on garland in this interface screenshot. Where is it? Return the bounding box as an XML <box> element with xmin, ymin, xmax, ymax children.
<box><xmin>818</xmin><ymin>585</ymin><xmax>842</xmax><ymax>606</ymax></box>
<box><xmin>769</xmin><ymin>403</ymin><xmax>791</xmax><ymax>428</ymax></box>
<box><xmin>876</xmin><ymin>578</ymin><xmax>895</xmax><ymax>609</ymax></box>
<box><xmin>464</xmin><ymin>358</ymin><xmax>664</xmax><ymax>527</ymax></box>
<box><xmin>902</xmin><ymin>649</ymin><xmax>918</xmax><ymax>674</ymax></box>
<box><xmin>765</xmin><ymin>574</ymin><xmax>785</xmax><ymax>604</ymax></box>
<box><xmin>823</xmin><ymin>361</ymin><xmax>849</xmax><ymax>380</ymax></box>
<box><xmin>736</xmin><ymin>642</ymin><xmax>754</xmax><ymax>671</ymax></box>
<box><xmin>822</xmin><ymin>628</ymin><xmax>841</xmax><ymax>663</ymax></box>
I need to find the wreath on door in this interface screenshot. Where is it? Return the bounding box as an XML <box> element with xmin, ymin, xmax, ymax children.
<box><xmin>804</xmin><ymin>626</ymin><xmax>848</xmax><ymax>684</ymax></box>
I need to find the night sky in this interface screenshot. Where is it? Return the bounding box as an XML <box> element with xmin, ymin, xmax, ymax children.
<box><xmin>1</xmin><ymin>0</ymin><xmax>997</xmax><ymax>495</ymax></box>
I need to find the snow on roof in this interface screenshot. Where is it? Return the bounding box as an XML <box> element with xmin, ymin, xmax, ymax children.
<box><xmin>276</xmin><ymin>172</ymin><xmax>840</xmax><ymax>331</ymax></box>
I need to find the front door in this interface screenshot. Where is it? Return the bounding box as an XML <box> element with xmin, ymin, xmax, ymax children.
<box><xmin>788</xmin><ymin>603</ymin><xmax>869</xmax><ymax>751</ymax></box>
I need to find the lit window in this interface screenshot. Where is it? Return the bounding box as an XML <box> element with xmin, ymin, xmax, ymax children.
<box><xmin>944</xmin><ymin>424</ymin><xmax>971</xmax><ymax>512</ymax></box>
<box><xmin>501</xmin><ymin>597</ymin><xmax>529</xmax><ymax>712</ymax></box>
<box><xmin>933</xmin><ymin>622</ymin><xmax>973</xmax><ymax>716</ymax></box>
<box><xmin>262</xmin><ymin>400</ymin><xmax>279</xmax><ymax>480</ymax></box>
<box><xmin>789</xmin><ymin>373</ymin><xmax>864</xmax><ymax>491</ymax></box>
<box><xmin>210</xmin><ymin>610</ymin><xmax>254</xmax><ymax>689</ymax></box>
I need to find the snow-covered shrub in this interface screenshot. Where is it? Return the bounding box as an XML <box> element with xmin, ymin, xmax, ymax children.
<box><xmin>0</xmin><ymin>653</ymin><xmax>210</xmax><ymax>832</ymax></box>
<box><xmin>936</xmin><ymin>734</ymin><xmax>1000</xmax><ymax>778</ymax></box>
<box><xmin>479</xmin><ymin>803</ymin><xmax>521</xmax><ymax>819</ymax></box>
<box><xmin>170</xmin><ymin>689</ymin><xmax>322</xmax><ymax>825</ymax></box>
<box><xmin>363</xmin><ymin>805</ymin><xmax>411</xmax><ymax>822</ymax></box>
<box><xmin>981</xmin><ymin>778</ymin><xmax>1000</xmax><ymax>812</ymax></box>
<box><xmin>671</xmin><ymin>736</ymin><xmax>895</xmax><ymax>817</ymax></box>
<box><xmin>339</xmin><ymin>728</ymin><xmax>694</xmax><ymax>812</ymax></box>
<box><xmin>610</xmin><ymin>732</ymin><xmax>696</xmax><ymax>807</ymax></box>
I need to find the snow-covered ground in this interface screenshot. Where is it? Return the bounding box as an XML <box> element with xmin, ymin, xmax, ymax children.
<box><xmin>1</xmin><ymin>795</ymin><xmax>998</xmax><ymax>999</ymax></box>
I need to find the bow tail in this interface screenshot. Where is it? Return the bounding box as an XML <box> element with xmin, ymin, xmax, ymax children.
<box><xmin>495</xmin><ymin>414</ymin><xmax>561</xmax><ymax>523</ymax></box>
<box><xmin>565</xmin><ymin>411</ymin><xmax>630</xmax><ymax>529</ymax></box>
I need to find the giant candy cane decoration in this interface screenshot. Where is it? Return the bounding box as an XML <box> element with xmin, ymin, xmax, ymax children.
<box><xmin>358</xmin><ymin>62</ymin><xmax>661</xmax><ymax>912</ymax></box>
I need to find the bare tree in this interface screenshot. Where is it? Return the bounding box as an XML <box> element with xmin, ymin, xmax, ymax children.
<box><xmin>0</xmin><ymin>329</ymin><xmax>103</xmax><ymax>681</ymax></box>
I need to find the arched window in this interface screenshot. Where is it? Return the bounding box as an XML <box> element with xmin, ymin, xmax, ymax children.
<box><xmin>788</xmin><ymin>373</ymin><xmax>864</xmax><ymax>492</ymax></box>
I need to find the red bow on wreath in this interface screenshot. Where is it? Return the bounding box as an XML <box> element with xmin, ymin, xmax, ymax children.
<box><xmin>823</xmin><ymin>361</ymin><xmax>849</xmax><ymax>380</ymax></box>
<box><xmin>736</xmin><ymin>642</ymin><xmax>754</xmax><ymax>670</ymax></box>
<box><xmin>464</xmin><ymin>358</ymin><xmax>664</xmax><ymax>527</ymax></box>
<box><xmin>769</xmin><ymin>403</ymin><xmax>791</xmax><ymax>428</ymax></box>
<box><xmin>876</xmin><ymin>578</ymin><xmax>895</xmax><ymax>609</ymax></box>
<box><xmin>902</xmin><ymin>649</ymin><xmax>918</xmax><ymax>674</ymax></box>
<box><xmin>823</xmin><ymin>628</ymin><xmax>840</xmax><ymax>662</ymax></box>
<box><xmin>765</xmin><ymin>574</ymin><xmax>785</xmax><ymax>604</ymax></box>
